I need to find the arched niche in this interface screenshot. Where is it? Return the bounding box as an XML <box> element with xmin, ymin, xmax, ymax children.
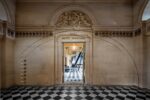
<box><xmin>142</xmin><ymin>0</ymin><xmax>150</xmax><ymax>21</ymax></box>
<box><xmin>49</xmin><ymin>5</ymin><xmax>98</xmax><ymax>27</ymax></box>
<box><xmin>0</xmin><ymin>0</ymin><xmax>15</xmax><ymax>26</ymax></box>
<box><xmin>0</xmin><ymin>1</ymin><xmax>7</xmax><ymax>21</ymax></box>
<box><xmin>0</xmin><ymin>1</ymin><xmax>7</xmax><ymax>37</ymax></box>
<box><xmin>53</xmin><ymin>9</ymin><xmax>94</xmax><ymax>85</ymax></box>
<box><xmin>55</xmin><ymin>10</ymin><xmax>92</xmax><ymax>28</ymax></box>
<box><xmin>132</xmin><ymin>0</ymin><xmax>148</xmax><ymax>27</ymax></box>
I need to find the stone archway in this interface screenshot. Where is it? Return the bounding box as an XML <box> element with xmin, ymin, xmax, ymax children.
<box><xmin>53</xmin><ymin>10</ymin><xmax>93</xmax><ymax>85</ymax></box>
<box><xmin>0</xmin><ymin>0</ymin><xmax>15</xmax><ymax>25</ymax></box>
<box><xmin>142</xmin><ymin>0</ymin><xmax>150</xmax><ymax>21</ymax></box>
<box><xmin>55</xmin><ymin>10</ymin><xmax>92</xmax><ymax>28</ymax></box>
<box><xmin>49</xmin><ymin>5</ymin><xmax>98</xmax><ymax>26</ymax></box>
<box><xmin>0</xmin><ymin>2</ymin><xmax>7</xmax><ymax>21</ymax></box>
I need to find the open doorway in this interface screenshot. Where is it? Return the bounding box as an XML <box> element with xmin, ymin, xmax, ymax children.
<box><xmin>63</xmin><ymin>43</ymin><xmax>85</xmax><ymax>84</ymax></box>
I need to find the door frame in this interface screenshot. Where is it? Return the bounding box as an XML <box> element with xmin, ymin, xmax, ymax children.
<box><xmin>54</xmin><ymin>30</ymin><xmax>93</xmax><ymax>85</ymax></box>
<box><xmin>62</xmin><ymin>42</ymin><xmax>86</xmax><ymax>84</ymax></box>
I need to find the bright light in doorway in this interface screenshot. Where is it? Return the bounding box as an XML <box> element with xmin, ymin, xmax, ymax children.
<box><xmin>72</xmin><ymin>44</ymin><xmax>77</xmax><ymax>51</ymax></box>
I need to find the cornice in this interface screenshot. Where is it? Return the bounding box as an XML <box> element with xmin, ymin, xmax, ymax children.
<box><xmin>93</xmin><ymin>26</ymin><xmax>133</xmax><ymax>31</ymax></box>
<box><xmin>16</xmin><ymin>26</ymin><xmax>133</xmax><ymax>31</ymax></box>
<box><xmin>16</xmin><ymin>26</ymin><xmax>54</xmax><ymax>32</ymax></box>
<box><xmin>16</xmin><ymin>31</ymin><xmax>53</xmax><ymax>38</ymax></box>
<box><xmin>16</xmin><ymin>26</ymin><xmax>142</xmax><ymax>38</ymax></box>
<box><xmin>94</xmin><ymin>28</ymin><xmax>141</xmax><ymax>37</ymax></box>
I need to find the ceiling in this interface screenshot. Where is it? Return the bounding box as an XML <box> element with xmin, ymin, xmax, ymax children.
<box><xmin>16</xmin><ymin>0</ymin><xmax>135</xmax><ymax>4</ymax></box>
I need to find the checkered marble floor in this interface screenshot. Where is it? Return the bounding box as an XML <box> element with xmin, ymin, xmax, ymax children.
<box><xmin>1</xmin><ymin>85</ymin><xmax>150</xmax><ymax>100</ymax></box>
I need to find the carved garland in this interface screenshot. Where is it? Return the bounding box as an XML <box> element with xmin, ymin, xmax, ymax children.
<box><xmin>56</xmin><ymin>10</ymin><xmax>92</xmax><ymax>28</ymax></box>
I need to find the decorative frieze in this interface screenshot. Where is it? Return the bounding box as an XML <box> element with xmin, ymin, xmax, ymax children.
<box><xmin>16</xmin><ymin>31</ymin><xmax>53</xmax><ymax>37</ymax></box>
<box><xmin>16</xmin><ymin>29</ymin><xmax>141</xmax><ymax>38</ymax></box>
<box><xmin>7</xmin><ymin>29</ymin><xmax>15</xmax><ymax>38</ymax></box>
<box><xmin>95</xmin><ymin>28</ymin><xmax>141</xmax><ymax>37</ymax></box>
<box><xmin>134</xmin><ymin>28</ymin><xmax>141</xmax><ymax>36</ymax></box>
<box><xmin>56</xmin><ymin>10</ymin><xmax>92</xmax><ymax>28</ymax></box>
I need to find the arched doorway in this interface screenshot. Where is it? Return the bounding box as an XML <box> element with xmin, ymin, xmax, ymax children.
<box><xmin>53</xmin><ymin>10</ymin><xmax>93</xmax><ymax>85</ymax></box>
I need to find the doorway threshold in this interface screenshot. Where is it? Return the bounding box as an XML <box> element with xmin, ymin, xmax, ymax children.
<box><xmin>61</xmin><ymin>83</ymin><xmax>85</xmax><ymax>86</ymax></box>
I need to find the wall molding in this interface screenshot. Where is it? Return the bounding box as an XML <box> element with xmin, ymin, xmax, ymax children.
<box><xmin>142</xmin><ymin>19</ymin><xmax>150</xmax><ymax>36</ymax></box>
<box><xmin>146</xmin><ymin>19</ymin><xmax>150</xmax><ymax>32</ymax></box>
<box><xmin>16</xmin><ymin>31</ymin><xmax>53</xmax><ymax>37</ymax></box>
<box><xmin>94</xmin><ymin>28</ymin><xmax>141</xmax><ymax>37</ymax></box>
<box><xmin>16</xmin><ymin>26</ymin><xmax>143</xmax><ymax>37</ymax></box>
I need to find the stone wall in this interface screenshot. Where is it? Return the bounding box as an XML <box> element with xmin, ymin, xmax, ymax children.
<box><xmin>144</xmin><ymin>36</ymin><xmax>150</xmax><ymax>89</ymax></box>
<box><xmin>93</xmin><ymin>36</ymin><xmax>143</xmax><ymax>86</ymax></box>
<box><xmin>0</xmin><ymin>1</ymin><xmax>7</xmax><ymax>21</ymax></box>
<box><xmin>0</xmin><ymin>0</ymin><xmax>149</xmax><ymax>88</ymax></box>
<box><xmin>2</xmin><ymin>38</ymin><xmax>15</xmax><ymax>88</ymax></box>
<box><xmin>14</xmin><ymin>31</ymin><xmax>143</xmax><ymax>86</ymax></box>
<box><xmin>16</xmin><ymin>2</ymin><xmax>133</xmax><ymax>27</ymax></box>
<box><xmin>15</xmin><ymin>36</ymin><xmax>54</xmax><ymax>85</ymax></box>
<box><xmin>0</xmin><ymin>36</ymin><xmax>2</xmax><ymax>89</ymax></box>
<box><xmin>143</xmin><ymin>20</ymin><xmax>150</xmax><ymax>89</ymax></box>
<box><xmin>14</xmin><ymin>1</ymin><xmax>144</xmax><ymax>86</ymax></box>
<box><xmin>0</xmin><ymin>34</ymin><xmax>15</xmax><ymax>89</ymax></box>
<box><xmin>0</xmin><ymin>0</ymin><xmax>16</xmax><ymax>89</ymax></box>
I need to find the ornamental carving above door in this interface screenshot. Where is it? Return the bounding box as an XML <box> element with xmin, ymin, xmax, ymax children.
<box><xmin>55</xmin><ymin>10</ymin><xmax>92</xmax><ymax>28</ymax></box>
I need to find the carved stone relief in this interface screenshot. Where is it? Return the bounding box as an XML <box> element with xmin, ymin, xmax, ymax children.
<box><xmin>56</xmin><ymin>10</ymin><xmax>92</xmax><ymax>28</ymax></box>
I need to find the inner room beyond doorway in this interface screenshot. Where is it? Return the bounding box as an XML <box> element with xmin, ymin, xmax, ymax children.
<box><xmin>63</xmin><ymin>43</ymin><xmax>85</xmax><ymax>84</ymax></box>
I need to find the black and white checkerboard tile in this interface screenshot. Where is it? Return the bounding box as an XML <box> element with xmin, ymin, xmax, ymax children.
<box><xmin>1</xmin><ymin>85</ymin><xmax>150</xmax><ymax>100</ymax></box>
